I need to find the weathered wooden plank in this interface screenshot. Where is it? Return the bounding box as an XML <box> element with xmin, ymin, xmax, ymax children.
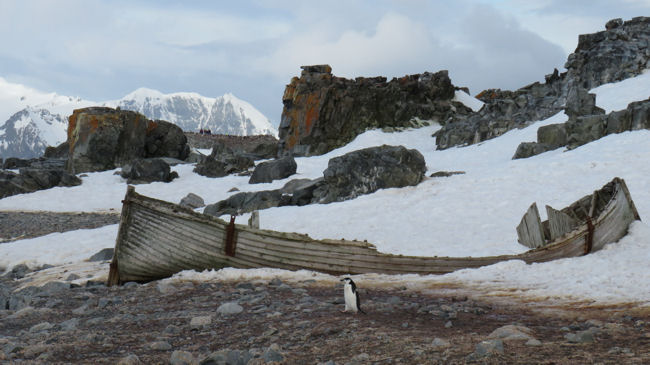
<box><xmin>516</xmin><ymin>202</ymin><xmax>547</xmax><ymax>248</ymax></box>
<box><xmin>546</xmin><ymin>205</ymin><xmax>579</xmax><ymax>241</ymax></box>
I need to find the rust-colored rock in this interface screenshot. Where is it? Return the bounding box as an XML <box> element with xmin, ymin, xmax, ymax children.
<box><xmin>278</xmin><ymin>65</ymin><xmax>470</xmax><ymax>157</ymax></box>
<box><xmin>66</xmin><ymin>107</ymin><xmax>188</xmax><ymax>173</ymax></box>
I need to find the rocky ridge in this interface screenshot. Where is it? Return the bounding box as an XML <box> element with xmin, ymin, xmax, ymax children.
<box><xmin>436</xmin><ymin>16</ymin><xmax>650</xmax><ymax>151</ymax></box>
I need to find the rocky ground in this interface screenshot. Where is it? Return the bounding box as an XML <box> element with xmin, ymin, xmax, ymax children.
<box><xmin>185</xmin><ymin>133</ymin><xmax>278</xmax><ymax>152</ymax></box>
<box><xmin>1</xmin><ymin>212</ymin><xmax>649</xmax><ymax>364</ymax></box>
<box><xmin>0</xmin><ymin>211</ymin><xmax>120</xmax><ymax>242</ymax></box>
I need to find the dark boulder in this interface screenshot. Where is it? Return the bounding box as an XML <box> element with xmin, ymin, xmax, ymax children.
<box><xmin>89</xmin><ymin>248</ymin><xmax>114</xmax><ymax>262</ymax></box>
<box><xmin>203</xmin><ymin>190</ymin><xmax>289</xmax><ymax>217</ymax></box>
<box><xmin>279</xmin><ymin>65</ymin><xmax>470</xmax><ymax>156</ymax></box>
<box><xmin>281</xmin><ymin>178</ymin><xmax>324</xmax><ymax>206</ymax></box>
<box><xmin>0</xmin><ymin>168</ymin><xmax>81</xmax><ymax>199</ymax></box>
<box><xmin>249</xmin><ymin>156</ymin><xmax>297</xmax><ymax>184</ymax></box>
<box><xmin>512</xmin><ymin>142</ymin><xmax>556</xmax><ymax>159</ymax></box>
<box><xmin>179</xmin><ymin>193</ymin><xmax>205</xmax><ymax>209</ymax></box>
<box><xmin>145</xmin><ymin>120</ymin><xmax>190</xmax><ymax>160</ymax></box>
<box><xmin>120</xmin><ymin>158</ymin><xmax>178</xmax><ymax>184</ymax></box>
<box><xmin>193</xmin><ymin>142</ymin><xmax>254</xmax><ymax>178</ymax></box>
<box><xmin>66</xmin><ymin>107</ymin><xmax>189</xmax><ymax>174</ymax></box>
<box><xmin>312</xmin><ymin>145</ymin><xmax>426</xmax><ymax>204</ymax></box>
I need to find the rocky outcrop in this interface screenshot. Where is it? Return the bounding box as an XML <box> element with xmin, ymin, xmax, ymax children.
<box><xmin>65</xmin><ymin>107</ymin><xmax>189</xmax><ymax>174</ymax></box>
<box><xmin>203</xmin><ymin>145</ymin><xmax>426</xmax><ymax>216</ymax></box>
<box><xmin>248</xmin><ymin>156</ymin><xmax>297</xmax><ymax>184</ymax></box>
<box><xmin>513</xmin><ymin>98</ymin><xmax>650</xmax><ymax>158</ymax></box>
<box><xmin>193</xmin><ymin>143</ymin><xmax>254</xmax><ymax>178</ymax></box>
<box><xmin>437</xmin><ymin>17</ymin><xmax>650</xmax><ymax>150</ymax></box>
<box><xmin>0</xmin><ymin>168</ymin><xmax>81</xmax><ymax>199</ymax></box>
<box><xmin>565</xmin><ymin>17</ymin><xmax>650</xmax><ymax>90</ymax></box>
<box><xmin>119</xmin><ymin>158</ymin><xmax>178</xmax><ymax>184</ymax></box>
<box><xmin>435</xmin><ymin>71</ymin><xmax>567</xmax><ymax>150</ymax></box>
<box><xmin>278</xmin><ymin>65</ymin><xmax>470</xmax><ymax>157</ymax></box>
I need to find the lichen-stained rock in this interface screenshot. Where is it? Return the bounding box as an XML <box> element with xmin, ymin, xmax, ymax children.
<box><xmin>278</xmin><ymin>65</ymin><xmax>469</xmax><ymax>157</ymax></box>
<box><xmin>65</xmin><ymin>107</ymin><xmax>189</xmax><ymax>174</ymax></box>
<box><xmin>312</xmin><ymin>145</ymin><xmax>426</xmax><ymax>204</ymax></box>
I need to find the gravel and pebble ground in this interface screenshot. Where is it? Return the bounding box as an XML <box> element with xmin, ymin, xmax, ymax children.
<box><xmin>0</xmin><ymin>211</ymin><xmax>120</xmax><ymax>242</ymax></box>
<box><xmin>1</xmin><ymin>271</ymin><xmax>649</xmax><ymax>364</ymax></box>
<box><xmin>1</xmin><ymin>211</ymin><xmax>649</xmax><ymax>364</ymax></box>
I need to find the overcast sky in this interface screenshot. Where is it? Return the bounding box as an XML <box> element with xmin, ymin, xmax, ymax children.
<box><xmin>1</xmin><ymin>1</ymin><xmax>649</xmax><ymax>125</ymax></box>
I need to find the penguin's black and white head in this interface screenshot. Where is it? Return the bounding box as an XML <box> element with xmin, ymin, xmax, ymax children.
<box><xmin>341</xmin><ymin>277</ymin><xmax>357</xmax><ymax>292</ymax></box>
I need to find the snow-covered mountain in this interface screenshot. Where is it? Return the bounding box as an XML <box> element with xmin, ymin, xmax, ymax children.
<box><xmin>103</xmin><ymin>88</ymin><xmax>277</xmax><ymax>137</ymax></box>
<box><xmin>0</xmin><ymin>80</ymin><xmax>277</xmax><ymax>160</ymax></box>
<box><xmin>0</xmin><ymin>108</ymin><xmax>70</xmax><ymax>159</ymax></box>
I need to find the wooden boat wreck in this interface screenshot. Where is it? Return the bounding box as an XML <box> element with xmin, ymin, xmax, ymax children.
<box><xmin>107</xmin><ymin>177</ymin><xmax>641</xmax><ymax>285</ymax></box>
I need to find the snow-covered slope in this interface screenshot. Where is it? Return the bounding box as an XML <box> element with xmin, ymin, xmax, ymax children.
<box><xmin>104</xmin><ymin>88</ymin><xmax>277</xmax><ymax>137</ymax></box>
<box><xmin>0</xmin><ymin>79</ymin><xmax>277</xmax><ymax>160</ymax></box>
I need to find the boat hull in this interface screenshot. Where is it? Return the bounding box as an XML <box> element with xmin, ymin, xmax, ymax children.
<box><xmin>108</xmin><ymin>178</ymin><xmax>640</xmax><ymax>285</ymax></box>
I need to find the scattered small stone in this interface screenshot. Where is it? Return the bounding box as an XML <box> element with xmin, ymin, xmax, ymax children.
<box><xmin>149</xmin><ymin>341</ymin><xmax>172</xmax><ymax>351</ymax></box>
<box><xmin>156</xmin><ymin>281</ymin><xmax>176</xmax><ymax>294</ymax></box>
<box><xmin>190</xmin><ymin>315</ymin><xmax>212</xmax><ymax>330</ymax></box>
<box><xmin>565</xmin><ymin>329</ymin><xmax>595</xmax><ymax>343</ymax></box>
<box><xmin>85</xmin><ymin>317</ymin><xmax>104</xmax><ymax>326</ymax></box>
<box><xmin>217</xmin><ymin>302</ymin><xmax>244</xmax><ymax>315</ymax></box>
<box><xmin>488</xmin><ymin>324</ymin><xmax>535</xmax><ymax>341</ymax></box>
<box><xmin>59</xmin><ymin>318</ymin><xmax>80</xmax><ymax>331</ymax></box>
<box><xmin>526</xmin><ymin>339</ymin><xmax>542</xmax><ymax>347</ymax></box>
<box><xmin>23</xmin><ymin>344</ymin><xmax>49</xmax><ymax>359</ymax></box>
<box><xmin>65</xmin><ymin>273</ymin><xmax>81</xmax><ymax>281</ymax></box>
<box><xmin>445</xmin><ymin>321</ymin><xmax>453</xmax><ymax>328</ymax></box>
<box><xmin>228</xmin><ymin>187</ymin><xmax>240</xmax><ymax>192</ymax></box>
<box><xmin>431</xmin><ymin>337</ymin><xmax>450</xmax><ymax>350</ymax></box>
<box><xmin>117</xmin><ymin>354</ymin><xmax>141</xmax><ymax>365</ymax></box>
<box><xmin>473</xmin><ymin>339</ymin><xmax>504</xmax><ymax>357</ymax></box>
<box><xmin>163</xmin><ymin>324</ymin><xmax>182</xmax><ymax>336</ymax></box>
<box><xmin>72</xmin><ymin>304</ymin><xmax>91</xmax><ymax>315</ymax></box>
<box><xmin>29</xmin><ymin>321</ymin><xmax>53</xmax><ymax>333</ymax></box>
<box><xmin>123</xmin><ymin>281</ymin><xmax>139</xmax><ymax>289</ymax></box>
<box><xmin>169</xmin><ymin>350</ymin><xmax>195</xmax><ymax>365</ymax></box>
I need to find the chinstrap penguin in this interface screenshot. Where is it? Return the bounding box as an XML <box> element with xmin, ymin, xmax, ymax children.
<box><xmin>341</xmin><ymin>277</ymin><xmax>366</xmax><ymax>314</ymax></box>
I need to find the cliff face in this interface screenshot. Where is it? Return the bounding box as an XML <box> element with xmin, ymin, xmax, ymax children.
<box><xmin>278</xmin><ymin>65</ymin><xmax>471</xmax><ymax>157</ymax></box>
